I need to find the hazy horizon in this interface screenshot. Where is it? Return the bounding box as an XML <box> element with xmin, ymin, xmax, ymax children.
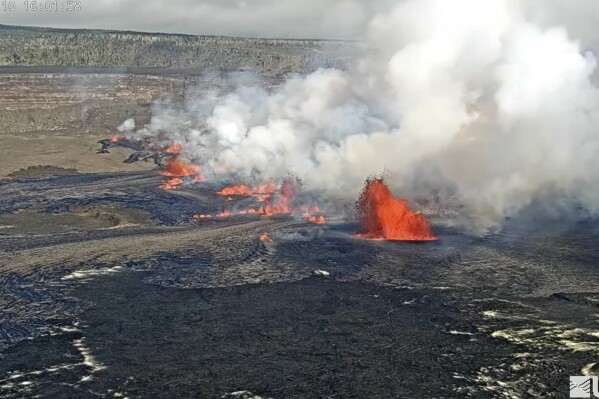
<box><xmin>1</xmin><ymin>0</ymin><xmax>393</xmax><ymax>40</ymax></box>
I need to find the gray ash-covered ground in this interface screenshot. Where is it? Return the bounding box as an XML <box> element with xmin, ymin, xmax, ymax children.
<box><xmin>1</xmin><ymin>169</ymin><xmax>599</xmax><ymax>398</ymax></box>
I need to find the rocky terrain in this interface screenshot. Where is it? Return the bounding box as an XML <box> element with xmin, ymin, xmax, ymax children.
<box><xmin>0</xmin><ymin>69</ymin><xmax>283</xmax><ymax>177</ymax></box>
<box><xmin>0</xmin><ymin>28</ymin><xmax>597</xmax><ymax>398</ymax></box>
<box><xmin>1</xmin><ymin>166</ymin><xmax>598</xmax><ymax>398</ymax></box>
<box><xmin>0</xmin><ymin>25</ymin><xmax>359</xmax><ymax>178</ymax></box>
<box><xmin>0</xmin><ymin>24</ymin><xmax>358</xmax><ymax>74</ymax></box>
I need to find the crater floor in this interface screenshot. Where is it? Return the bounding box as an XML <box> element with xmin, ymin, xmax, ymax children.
<box><xmin>1</xmin><ymin>169</ymin><xmax>598</xmax><ymax>398</ymax></box>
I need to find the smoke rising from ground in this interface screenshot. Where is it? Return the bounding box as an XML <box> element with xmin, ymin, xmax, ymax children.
<box><xmin>130</xmin><ymin>0</ymin><xmax>599</xmax><ymax>228</ymax></box>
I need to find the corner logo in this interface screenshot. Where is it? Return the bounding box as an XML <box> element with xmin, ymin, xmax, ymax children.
<box><xmin>571</xmin><ymin>377</ymin><xmax>599</xmax><ymax>398</ymax></box>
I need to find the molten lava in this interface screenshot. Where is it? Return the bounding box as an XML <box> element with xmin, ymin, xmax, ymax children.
<box><xmin>217</xmin><ymin>209</ymin><xmax>231</xmax><ymax>218</ymax></box>
<box><xmin>261</xmin><ymin>176</ymin><xmax>302</xmax><ymax>215</ymax></box>
<box><xmin>304</xmin><ymin>212</ymin><xmax>326</xmax><ymax>224</ymax></box>
<box><xmin>355</xmin><ymin>178</ymin><xmax>436</xmax><ymax>241</ymax></box>
<box><xmin>161</xmin><ymin>178</ymin><xmax>183</xmax><ymax>190</ymax></box>
<box><xmin>208</xmin><ymin>177</ymin><xmax>325</xmax><ymax>222</ymax></box>
<box><xmin>216</xmin><ymin>183</ymin><xmax>252</xmax><ymax>196</ymax></box>
<box><xmin>165</xmin><ymin>141</ymin><xmax>183</xmax><ymax>154</ymax></box>
<box><xmin>216</xmin><ymin>182</ymin><xmax>276</xmax><ymax>201</ymax></box>
<box><xmin>160</xmin><ymin>159</ymin><xmax>200</xmax><ymax>177</ymax></box>
<box><xmin>158</xmin><ymin>159</ymin><xmax>204</xmax><ymax>190</ymax></box>
<box><xmin>192</xmin><ymin>214</ymin><xmax>213</xmax><ymax>220</ymax></box>
<box><xmin>259</xmin><ymin>232</ymin><xmax>273</xmax><ymax>243</ymax></box>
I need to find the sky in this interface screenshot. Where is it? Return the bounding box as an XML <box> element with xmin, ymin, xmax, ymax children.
<box><xmin>2</xmin><ymin>0</ymin><xmax>397</xmax><ymax>39</ymax></box>
<box><xmin>3</xmin><ymin>0</ymin><xmax>599</xmax><ymax>45</ymax></box>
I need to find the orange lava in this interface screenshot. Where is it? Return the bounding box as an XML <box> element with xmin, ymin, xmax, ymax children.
<box><xmin>216</xmin><ymin>182</ymin><xmax>276</xmax><ymax>202</ymax></box>
<box><xmin>192</xmin><ymin>214</ymin><xmax>213</xmax><ymax>220</ymax></box>
<box><xmin>215</xmin><ymin>179</ymin><xmax>294</xmax><ymax>217</ymax></box>
<box><xmin>165</xmin><ymin>141</ymin><xmax>183</xmax><ymax>154</ymax></box>
<box><xmin>304</xmin><ymin>212</ymin><xmax>326</xmax><ymax>224</ymax></box>
<box><xmin>161</xmin><ymin>159</ymin><xmax>200</xmax><ymax>177</ymax></box>
<box><xmin>237</xmin><ymin>208</ymin><xmax>262</xmax><ymax>215</ymax></box>
<box><xmin>259</xmin><ymin>232</ymin><xmax>273</xmax><ymax>243</ymax></box>
<box><xmin>217</xmin><ymin>209</ymin><xmax>231</xmax><ymax>218</ymax></box>
<box><xmin>161</xmin><ymin>177</ymin><xmax>183</xmax><ymax>190</ymax></box>
<box><xmin>208</xmin><ymin>177</ymin><xmax>325</xmax><ymax>222</ymax></box>
<box><xmin>262</xmin><ymin>177</ymin><xmax>299</xmax><ymax>216</ymax></box>
<box><xmin>355</xmin><ymin>178</ymin><xmax>436</xmax><ymax>241</ymax></box>
<box><xmin>216</xmin><ymin>183</ymin><xmax>253</xmax><ymax>196</ymax></box>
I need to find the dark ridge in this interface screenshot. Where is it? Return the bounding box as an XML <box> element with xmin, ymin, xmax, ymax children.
<box><xmin>0</xmin><ymin>24</ymin><xmax>360</xmax><ymax>74</ymax></box>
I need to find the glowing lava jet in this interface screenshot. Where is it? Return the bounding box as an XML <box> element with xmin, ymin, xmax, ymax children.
<box><xmin>355</xmin><ymin>178</ymin><xmax>436</xmax><ymax>241</ymax></box>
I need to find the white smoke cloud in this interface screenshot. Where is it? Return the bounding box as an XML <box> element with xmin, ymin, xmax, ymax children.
<box><xmin>134</xmin><ymin>0</ymin><xmax>599</xmax><ymax>227</ymax></box>
<box><xmin>117</xmin><ymin>118</ymin><xmax>136</xmax><ymax>133</ymax></box>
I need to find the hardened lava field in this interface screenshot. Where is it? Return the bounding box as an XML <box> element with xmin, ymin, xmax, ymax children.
<box><xmin>1</xmin><ymin>69</ymin><xmax>599</xmax><ymax>399</ymax></box>
<box><xmin>1</xmin><ymin>162</ymin><xmax>599</xmax><ymax>398</ymax></box>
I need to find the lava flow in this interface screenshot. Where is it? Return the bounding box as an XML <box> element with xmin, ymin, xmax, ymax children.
<box><xmin>259</xmin><ymin>232</ymin><xmax>273</xmax><ymax>243</ymax></box>
<box><xmin>216</xmin><ymin>182</ymin><xmax>276</xmax><ymax>202</ymax></box>
<box><xmin>215</xmin><ymin>178</ymin><xmax>295</xmax><ymax>216</ymax></box>
<box><xmin>161</xmin><ymin>178</ymin><xmax>184</xmax><ymax>190</ymax></box>
<box><xmin>355</xmin><ymin>178</ymin><xmax>436</xmax><ymax>241</ymax></box>
<box><xmin>97</xmin><ymin>135</ymin><xmax>203</xmax><ymax>190</ymax></box>
<box><xmin>192</xmin><ymin>214</ymin><xmax>213</xmax><ymax>220</ymax></box>
<box><xmin>159</xmin><ymin>158</ymin><xmax>205</xmax><ymax>190</ymax></box>
<box><xmin>200</xmin><ymin>177</ymin><xmax>326</xmax><ymax>224</ymax></box>
<box><xmin>304</xmin><ymin>212</ymin><xmax>325</xmax><ymax>225</ymax></box>
<box><xmin>160</xmin><ymin>159</ymin><xmax>199</xmax><ymax>177</ymax></box>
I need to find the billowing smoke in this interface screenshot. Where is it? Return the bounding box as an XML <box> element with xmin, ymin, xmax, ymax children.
<box><xmin>128</xmin><ymin>0</ymin><xmax>599</xmax><ymax>228</ymax></box>
<box><xmin>118</xmin><ymin>118</ymin><xmax>136</xmax><ymax>133</ymax></box>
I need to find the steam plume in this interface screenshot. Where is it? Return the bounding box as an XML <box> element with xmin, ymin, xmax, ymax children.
<box><xmin>129</xmin><ymin>0</ymin><xmax>599</xmax><ymax>228</ymax></box>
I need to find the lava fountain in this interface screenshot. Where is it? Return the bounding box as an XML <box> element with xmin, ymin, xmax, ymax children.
<box><xmin>355</xmin><ymin>178</ymin><xmax>436</xmax><ymax>241</ymax></box>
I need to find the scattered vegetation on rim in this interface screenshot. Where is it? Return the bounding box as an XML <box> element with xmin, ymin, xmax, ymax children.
<box><xmin>0</xmin><ymin>24</ymin><xmax>358</xmax><ymax>74</ymax></box>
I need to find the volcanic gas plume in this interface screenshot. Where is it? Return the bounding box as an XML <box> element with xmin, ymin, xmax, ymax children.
<box><xmin>117</xmin><ymin>0</ymin><xmax>599</xmax><ymax>229</ymax></box>
<box><xmin>355</xmin><ymin>178</ymin><xmax>436</xmax><ymax>241</ymax></box>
